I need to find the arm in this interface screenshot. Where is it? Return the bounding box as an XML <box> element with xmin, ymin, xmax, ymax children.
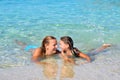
<box><xmin>32</xmin><ymin>48</ymin><xmax>47</xmax><ymax>65</ymax></box>
<box><xmin>59</xmin><ymin>51</ymin><xmax>75</xmax><ymax>64</ymax></box>
<box><xmin>78</xmin><ymin>52</ymin><xmax>91</xmax><ymax>63</ymax></box>
<box><xmin>88</xmin><ymin>44</ymin><xmax>111</xmax><ymax>55</ymax></box>
<box><xmin>59</xmin><ymin>51</ymin><xmax>68</xmax><ymax>60</ymax></box>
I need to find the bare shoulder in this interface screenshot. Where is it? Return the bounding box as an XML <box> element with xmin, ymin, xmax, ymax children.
<box><xmin>35</xmin><ymin>48</ymin><xmax>41</xmax><ymax>51</ymax></box>
<box><xmin>74</xmin><ymin>47</ymin><xmax>81</xmax><ymax>52</ymax></box>
<box><xmin>32</xmin><ymin>48</ymin><xmax>43</xmax><ymax>62</ymax></box>
<box><xmin>33</xmin><ymin>48</ymin><xmax>42</xmax><ymax>56</ymax></box>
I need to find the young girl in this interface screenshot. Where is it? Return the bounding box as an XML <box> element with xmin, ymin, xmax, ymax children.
<box><xmin>15</xmin><ymin>36</ymin><xmax>60</xmax><ymax>64</ymax></box>
<box><xmin>32</xmin><ymin>36</ymin><xmax>60</xmax><ymax>64</ymax></box>
<box><xmin>59</xmin><ymin>36</ymin><xmax>111</xmax><ymax>64</ymax></box>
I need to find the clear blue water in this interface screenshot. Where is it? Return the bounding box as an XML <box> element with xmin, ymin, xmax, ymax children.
<box><xmin>0</xmin><ymin>0</ymin><xmax>120</xmax><ymax>68</ymax></box>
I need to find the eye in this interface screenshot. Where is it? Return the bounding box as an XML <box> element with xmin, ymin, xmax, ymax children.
<box><xmin>53</xmin><ymin>43</ymin><xmax>57</xmax><ymax>46</ymax></box>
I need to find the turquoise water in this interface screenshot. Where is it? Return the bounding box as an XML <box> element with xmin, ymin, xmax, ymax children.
<box><xmin>0</xmin><ymin>0</ymin><xmax>120</xmax><ymax>68</ymax></box>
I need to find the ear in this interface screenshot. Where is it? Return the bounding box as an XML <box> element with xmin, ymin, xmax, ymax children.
<box><xmin>45</xmin><ymin>44</ymin><xmax>49</xmax><ymax>49</ymax></box>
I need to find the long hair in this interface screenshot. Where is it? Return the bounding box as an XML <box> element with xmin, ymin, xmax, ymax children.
<box><xmin>60</xmin><ymin>36</ymin><xmax>80</xmax><ymax>57</ymax></box>
<box><xmin>40</xmin><ymin>36</ymin><xmax>56</xmax><ymax>57</ymax></box>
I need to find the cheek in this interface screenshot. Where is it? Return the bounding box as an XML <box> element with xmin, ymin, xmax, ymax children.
<box><xmin>47</xmin><ymin>45</ymin><xmax>53</xmax><ymax>50</ymax></box>
<box><xmin>59</xmin><ymin>44</ymin><xmax>63</xmax><ymax>48</ymax></box>
<box><xmin>51</xmin><ymin>46</ymin><xmax>56</xmax><ymax>50</ymax></box>
<box><xmin>60</xmin><ymin>45</ymin><xmax>65</xmax><ymax>49</ymax></box>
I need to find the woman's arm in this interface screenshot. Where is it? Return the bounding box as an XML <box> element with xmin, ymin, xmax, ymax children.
<box><xmin>32</xmin><ymin>48</ymin><xmax>47</xmax><ymax>65</ymax></box>
<box><xmin>59</xmin><ymin>51</ymin><xmax>68</xmax><ymax>60</ymax></box>
<box><xmin>78</xmin><ymin>52</ymin><xmax>91</xmax><ymax>63</ymax></box>
<box><xmin>59</xmin><ymin>51</ymin><xmax>75</xmax><ymax>64</ymax></box>
<box><xmin>32</xmin><ymin>48</ymin><xmax>41</xmax><ymax>62</ymax></box>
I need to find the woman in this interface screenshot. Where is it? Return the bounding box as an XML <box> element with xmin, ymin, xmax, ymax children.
<box><xmin>32</xmin><ymin>36</ymin><xmax>60</xmax><ymax>64</ymax></box>
<box><xmin>15</xmin><ymin>36</ymin><xmax>60</xmax><ymax>64</ymax></box>
<box><xmin>59</xmin><ymin>36</ymin><xmax>111</xmax><ymax>64</ymax></box>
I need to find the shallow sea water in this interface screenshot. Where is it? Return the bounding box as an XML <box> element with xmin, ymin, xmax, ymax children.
<box><xmin>0</xmin><ymin>0</ymin><xmax>120</xmax><ymax>80</ymax></box>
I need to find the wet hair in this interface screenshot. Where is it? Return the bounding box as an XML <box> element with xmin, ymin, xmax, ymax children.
<box><xmin>60</xmin><ymin>36</ymin><xmax>80</xmax><ymax>57</ymax></box>
<box><xmin>41</xmin><ymin>36</ymin><xmax>56</xmax><ymax>56</ymax></box>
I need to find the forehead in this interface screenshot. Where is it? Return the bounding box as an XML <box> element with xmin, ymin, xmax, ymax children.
<box><xmin>49</xmin><ymin>39</ymin><xmax>57</xmax><ymax>44</ymax></box>
<box><xmin>59</xmin><ymin>40</ymin><xmax>65</xmax><ymax>44</ymax></box>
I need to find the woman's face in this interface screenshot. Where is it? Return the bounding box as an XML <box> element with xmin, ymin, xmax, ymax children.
<box><xmin>46</xmin><ymin>39</ymin><xmax>57</xmax><ymax>54</ymax></box>
<box><xmin>59</xmin><ymin>40</ymin><xmax>69</xmax><ymax>51</ymax></box>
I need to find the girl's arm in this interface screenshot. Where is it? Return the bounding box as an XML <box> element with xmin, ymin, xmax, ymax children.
<box><xmin>32</xmin><ymin>48</ymin><xmax>47</xmax><ymax>65</ymax></box>
<box><xmin>59</xmin><ymin>51</ymin><xmax>75</xmax><ymax>64</ymax></box>
<box><xmin>32</xmin><ymin>48</ymin><xmax>41</xmax><ymax>62</ymax></box>
<box><xmin>59</xmin><ymin>51</ymin><xmax>68</xmax><ymax>60</ymax></box>
<box><xmin>78</xmin><ymin>52</ymin><xmax>91</xmax><ymax>63</ymax></box>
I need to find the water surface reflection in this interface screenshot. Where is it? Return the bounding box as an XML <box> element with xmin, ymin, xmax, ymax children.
<box><xmin>39</xmin><ymin>55</ymin><xmax>75</xmax><ymax>80</ymax></box>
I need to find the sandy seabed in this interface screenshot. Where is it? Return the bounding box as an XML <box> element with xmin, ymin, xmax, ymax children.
<box><xmin>0</xmin><ymin>49</ymin><xmax>120</xmax><ymax>80</ymax></box>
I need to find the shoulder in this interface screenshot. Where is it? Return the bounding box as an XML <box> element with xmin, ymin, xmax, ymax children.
<box><xmin>33</xmin><ymin>48</ymin><xmax>42</xmax><ymax>56</ymax></box>
<box><xmin>35</xmin><ymin>48</ymin><xmax>41</xmax><ymax>51</ymax></box>
<box><xmin>72</xmin><ymin>47</ymin><xmax>82</xmax><ymax>57</ymax></box>
<box><xmin>73</xmin><ymin>47</ymin><xmax>81</xmax><ymax>53</ymax></box>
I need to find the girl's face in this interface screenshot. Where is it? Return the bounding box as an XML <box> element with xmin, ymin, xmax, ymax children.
<box><xmin>59</xmin><ymin>40</ymin><xmax>69</xmax><ymax>51</ymax></box>
<box><xmin>46</xmin><ymin>39</ymin><xmax>57</xmax><ymax>54</ymax></box>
